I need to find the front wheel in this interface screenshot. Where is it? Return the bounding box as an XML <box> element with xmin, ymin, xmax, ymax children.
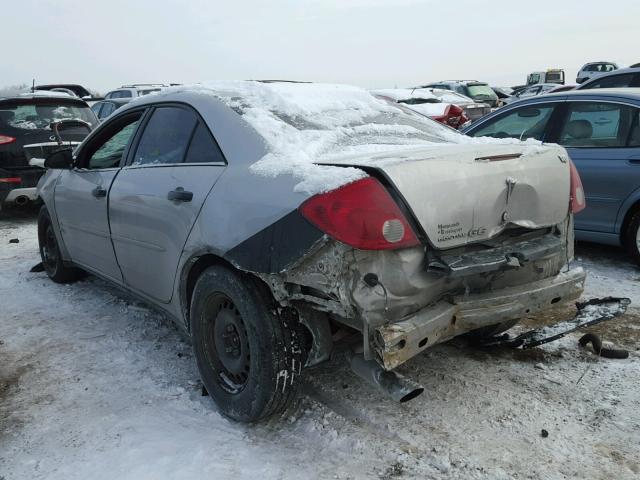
<box><xmin>624</xmin><ymin>210</ymin><xmax>640</xmax><ymax>265</ymax></box>
<box><xmin>37</xmin><ymin>206</ymin><xmax>84</xmax><ymax>283</ymax></box>
<box><xmin>190</xmin><ymin>265</ymin><xmax>306</xmax><ymax>422</ymax></box>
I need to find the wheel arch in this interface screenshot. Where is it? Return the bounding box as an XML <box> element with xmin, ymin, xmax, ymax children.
<box><xmin>620</xmin><ymin>198</ymin><xmax>640</xmax><ymax>247</ymax></box>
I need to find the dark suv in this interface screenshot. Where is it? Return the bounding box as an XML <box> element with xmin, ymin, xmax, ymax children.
<box><xmin>0</xmin><ymin>94</ymin><xmax>97</xmax><ymax>209</ymax></box>
<box><xmin>417</xmin><ymin>80</ymin><xmax>500</xmax><ymax>108</ymax></box>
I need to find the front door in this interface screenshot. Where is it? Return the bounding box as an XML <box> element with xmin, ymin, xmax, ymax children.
<box><xmin>54</xmin><ymin>111</ymin><xmax>144</xmax><ymax>282</ymax></box>
<box><xmin>557</xmin><ymin>101</ymin><xmax>640</xmax><ymax>233</ymax></box>
<box><xmin>108</xmin><ymin>105</ymin><xmax>226</xmax><ymax>302</ymax></box>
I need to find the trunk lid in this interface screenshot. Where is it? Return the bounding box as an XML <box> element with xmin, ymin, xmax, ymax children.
<box><xmin>320</xmin><ymin>143</ymin><xmax>571</xmax><ymax>250</ymax></box>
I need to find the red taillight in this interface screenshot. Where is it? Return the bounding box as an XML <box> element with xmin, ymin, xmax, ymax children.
<box><xmin>0</xmin><ymin>177</ymin><xmax>21</xmax><ymax>184</ymax></box>
<box><xmin>0</xmin><ymin>135</ymin><xmax>16</xmax><ymax>145</ymax></box>
<box><xmin>569</xmin><ymin>159</ymin><xmax>586</xmax><ymax>213</ymax></box>
<box><xmin>299</xmin><ymin>177</ymin><xmax>420</xmax><ymax>250</ymax></box>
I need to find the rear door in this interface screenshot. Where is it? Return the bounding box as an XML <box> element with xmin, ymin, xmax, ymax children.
<box><xmin>108</xmin><ymin>105</ymin><xmax>226</xmax><ymax>303</ymax></box>
<box><xmin>553</xmin><ymin>100</ymin><xmax>640</xmax><ymax>233</ymax></box>
<box><xmin>54</xmin><ymin>110</ymin><xmax>144</xmax><ymax>281</ymax></box>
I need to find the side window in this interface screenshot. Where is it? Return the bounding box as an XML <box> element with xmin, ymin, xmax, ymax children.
<box><xmin>469</xmin><ymin>104</ymin><xmax>555</xmax><ymax>141</ymax></box>
<box><xmin>83</xmin><ymin>114</ymin><xmax>142</xmax><ymax>169</ymax></box>
<box><xmin>132</xmin><ymin>107</ymin><xmax>197</xmax><ymax>166</ymax></box>
<box><xmin>585</xmin><ymin>73</ymin><xmax>634</xmax><ymax>89</ymax></box>
<box><xmin>559</xmin><ymin>102</ymin><xmax>633</xmax><ymax>147</ymax></box>
<box><xmin>184</xmin><ymin>122</ymin><xmax>226</xmax><ymax>164</ymax></box>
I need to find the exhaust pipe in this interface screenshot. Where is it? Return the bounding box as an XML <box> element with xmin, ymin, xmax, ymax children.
<box><xmin>14</xmin><ymin>195</ymin><xmax>30</xmax><ymax>206</ymax></box>
<box><xmin>347</xmin><ymin>351</ymin><xmax>424</xmax><ymax>403</ymax></box>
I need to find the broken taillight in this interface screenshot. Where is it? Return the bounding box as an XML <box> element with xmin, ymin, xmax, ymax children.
<box><xmin>0</xmin><ymin>135</ymin><xmax>16</xmax><ymax>145</ymax></box>
<box><xmin>299</xmin><ymin>177</ymin><xmax>420</xmax><ymax>250</ymax></box>
<box><xmin>569</xmin><ymin>159</ymin><xmax>586</xmax><ymax>213</ymax></box>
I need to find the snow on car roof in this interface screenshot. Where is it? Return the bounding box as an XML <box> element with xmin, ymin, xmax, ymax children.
<box><xmin>370</xmin><ymin>88</ymin><xmax>439</xmax><ymax>102</ymax></box>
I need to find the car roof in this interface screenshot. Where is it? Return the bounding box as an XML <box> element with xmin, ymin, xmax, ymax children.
<box><xmin>507</xmin><ymin>88</ymin><xmax>640</xmax><ymax>104</ymax></box>
<box><xmin>577</xmin><ymin>67</ymin><xmax>640</xmax><ymax>87</ymax></box>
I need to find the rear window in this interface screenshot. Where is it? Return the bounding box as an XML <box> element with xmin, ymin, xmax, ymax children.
<box><xmin>0</xmin><ymin>102</ymin><xmax>96</xmax><ymax>131</ymax></box>
<box><xmin>108</xmin><ymin>90</ymin><xmax>133</xmax><ymax>99</ymax></box>
<box><xmin>139</xmin><ymin>89</ymin><xmax>161</xmax><ymax>96</ymax></box>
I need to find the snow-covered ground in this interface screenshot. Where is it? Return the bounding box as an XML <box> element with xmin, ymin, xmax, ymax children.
<box><xmin>1</xmin><ymin>210</ymin><xmax>639</xmax><ymax>480</ymax></box>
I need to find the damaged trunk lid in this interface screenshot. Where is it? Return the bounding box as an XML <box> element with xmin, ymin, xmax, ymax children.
<box><xmin>320</xmin><ymin>143</ymin><xmax>571</xmax><ymax>250</ymax></box>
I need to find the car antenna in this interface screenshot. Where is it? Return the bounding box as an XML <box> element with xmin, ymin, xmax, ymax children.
<box><xmin>31</xmin><ymin>78</ymin><xmax>35</xmax><ymax>93</ymax></box>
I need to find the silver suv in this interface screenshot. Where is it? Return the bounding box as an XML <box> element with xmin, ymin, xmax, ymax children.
<box><xmin>576</xmin><ymin>62</ymin><xmax>619</xmax><ymax>84</ymax></box>
<box><xmin>37</xmin><ymin>82</ymin><xmax>586</xmax><ymax>422</ymax></box>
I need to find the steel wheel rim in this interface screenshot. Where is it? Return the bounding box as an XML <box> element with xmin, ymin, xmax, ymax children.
<box><xmin>203</xmin><ymin>294</ymin><xmax>251</xmax><ymax>394</ymax></box>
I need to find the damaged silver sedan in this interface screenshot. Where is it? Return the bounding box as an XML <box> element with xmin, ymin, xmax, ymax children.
<box><xmin>37</xmin><ymin>81</ymin><xmax>587</xmax><ymax>422</ymax></box>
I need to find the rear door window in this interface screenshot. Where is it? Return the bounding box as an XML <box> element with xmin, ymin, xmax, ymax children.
<box><xmin>559</xmin><ymin>102</ymin><xmax>634</xmax><ymax>147</ymax></box>
<box><xmin>469</xmin><ymin>104</ymin><xmax>556</xmax><ymax>140</ymax></box>
<box><xmin>132</xmin><ymin>107</ymin><xmax>197</xmax><ymax>165</ymax></box>
<box><xmin>184</xmin><ymin>122</ymin><xmax>226</xmax><ymax>164</ymax></box>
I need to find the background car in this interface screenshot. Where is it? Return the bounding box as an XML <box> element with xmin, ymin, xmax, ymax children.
<box><xmin>104</xmin><ymin>83</ymin><xmax>170</xmax><ymax>99</ymax></box>
<box><xmin>576</xmin><ymin>67</ymin><xmax>640</xmax><ymax>90</ymax></box>
<box><xmin>416</xmin><ymin>80</ymin><xmax>500</xmax><ymax>108</ymax></box>
<box><xmin>371</xmin><ymin>88</ymin><xmax>470</xmax><ymax>128</ymax></box>
<box><xmin>34</xmin><ymin>83</ymin><xmax>99</xmax><ymax>100</ymax></box>
<box><xmin>91</xmin><ymin>98</ymin><xmax>132</xmax><ymax>122</ymax></box>
<box><xmin>462</xmin><ymin>88</ymin><xmax>640</xmax><ymax>264</ymax></box>
<box><xmin>526</xmin><ymin>68</ymin><xmax>565</xmax><ymax>86</ymax></box>
<box><xmin>0</xmin><ymin>93</ymin><xmax>97</xmax><ymax>209</ymax></box>
<box><xmin>547</xmin><ymin>84</ymin><xmax>577</xmax><ymax>93</ymax></box>
<box><xmin>422</xmin><ymin>88</ymin><xmax>491</xmax><ymax>121</ymax></box>
<box><xmin>576</xmin><ymin>62</ymin><xmax>619</xmax><ymax>84</ymax></box>
<box><xmin>503</xmin><ymin>83</ymin><xmax>558</xmax><ymax>104</ymax></box>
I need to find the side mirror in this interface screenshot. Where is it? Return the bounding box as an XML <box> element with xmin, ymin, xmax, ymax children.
<box><xmin>44</xmin><ymin>148</ymin><xmax>74</xmax><ymax>169</ymax></box>
<box><xmin>50</xmin><ymin>119</ymin><xmax>93</xmax><ymax>145</ymax></box>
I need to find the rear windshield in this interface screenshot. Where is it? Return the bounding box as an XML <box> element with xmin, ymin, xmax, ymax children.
<box><xmin>139</xmin><ymin>89</ymin><xmax>161</xmax><ymax>96</ymax></box>
<box><xmin>466</xmin><ymin>85</ymin><xmax>497</xmax><ymax>100</ymax></box>
<box><xmin>0</xmin><ymin>102</ymin><xmax>96</xmax><ymax>131</ymax></box>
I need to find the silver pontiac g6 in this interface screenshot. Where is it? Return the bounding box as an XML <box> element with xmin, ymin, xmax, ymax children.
<box><xmin>37</xmin><ymin>81</ymin><xmax>586</xmax><ymax>422</ymax></box>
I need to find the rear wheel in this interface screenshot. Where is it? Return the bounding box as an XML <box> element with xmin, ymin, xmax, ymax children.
<box><xmin>624</xmin><ymin>209</ymin><xmax>640</xmax><ymax>265</ymax></box>
<box><xmin>190</xmin><ymin>265</ymin><xmax>305</xmax><ymax>422</ymax></box>
<box><xmin>37</xmin><ymin>206</ymin><xmax>84</xmax><ymax>283</ymax></box>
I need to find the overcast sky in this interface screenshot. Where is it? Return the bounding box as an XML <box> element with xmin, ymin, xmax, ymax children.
<box><xmin>4</xmin><ymin>0</ymin><xmax>638</xmax><ymax>93</ymax></box>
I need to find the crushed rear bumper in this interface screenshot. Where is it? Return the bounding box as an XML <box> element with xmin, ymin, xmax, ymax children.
<box><xmin>374</xmin><ymin>267</ymin><xmax>586</xmax><ymax>370</ymax></box>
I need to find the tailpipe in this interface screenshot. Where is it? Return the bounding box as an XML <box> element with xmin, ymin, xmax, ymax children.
<box><xmin>347</xmin><ymin>351</ymin><xmax>424</xmax><ymax>403</ymax></box>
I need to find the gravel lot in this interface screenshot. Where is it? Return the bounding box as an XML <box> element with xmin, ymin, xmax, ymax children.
<box><xmin>1</xmin><ymin>208</ymin><xmax>639</xmax><ymax>480</ymax></box>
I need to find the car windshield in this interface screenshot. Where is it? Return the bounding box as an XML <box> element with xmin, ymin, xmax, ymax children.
<box><xmin>0</xmin><ymin>101</ymin><xmax>96</xmax><ymax>131</ymax></box>
<box><xmin>466</xmin><ymin>85</ymin><xmax>497</xmax><ymax>100</ymax></box>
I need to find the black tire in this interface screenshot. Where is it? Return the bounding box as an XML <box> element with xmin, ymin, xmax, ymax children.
<box><xmin>190</xmin><ymin>265</ymin><xmax>305</xmax><ymax>422</ymax></box>
<box><xmin>37</xmin><ymin>206</ymin><xmax>85</xmax><ymax>283</ymax></box>
<box><xmin>624</xmin><ymin>209</ymin><xmax>640</xmax><ymax>265</ymax></box>
<box><xmin>465</xmin><ymin>318</ymin><xmax>520</xmax><ymax>342</ymax></box>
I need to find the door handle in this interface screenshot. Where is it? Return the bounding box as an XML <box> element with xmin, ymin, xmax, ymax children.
<box><xmin>629</xmin><ymin>159</ymin><xmax>640</xmax><ymax>165</ymax></box>
<box><xmin>167</xmin><ymin>187</ymin><xmax>193</xmax><ymax>202</ymax></box>
<box><xmin>92</xmin><ymin>186</ymin><xmax>107</xmax><ymax>198</ymax></box>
